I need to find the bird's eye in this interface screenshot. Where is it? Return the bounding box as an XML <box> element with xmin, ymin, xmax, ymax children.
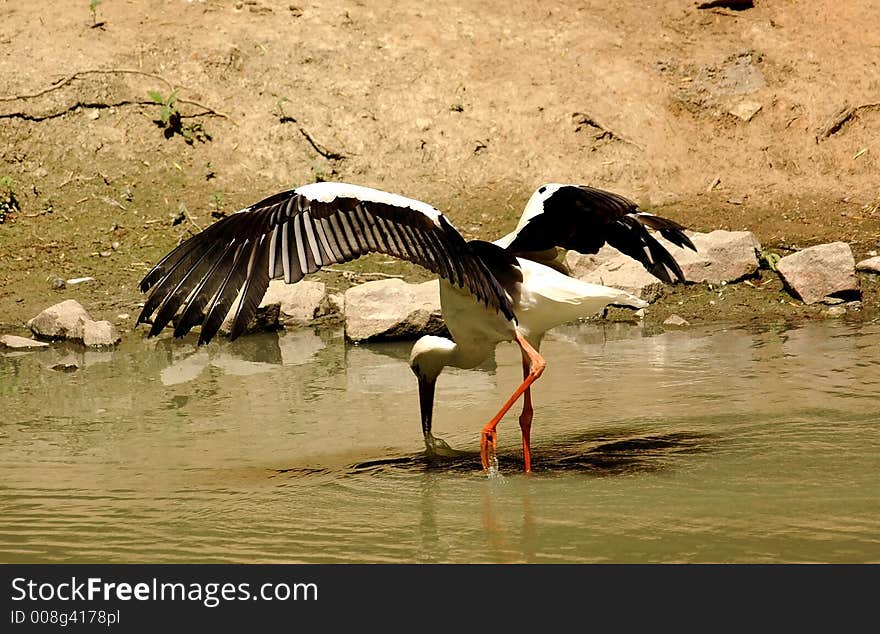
<box><xmin>538</xmin><ymin>186</ymin><xmax>547</xmax><ymax>194</ymax></box>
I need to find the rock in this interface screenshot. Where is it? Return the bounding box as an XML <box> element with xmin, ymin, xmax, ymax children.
<box><xmin>51</xmin><ymin>362</ymin><xmax>80</xmax><ymax>373</ymax></box>
<box><xmin>328</xmin><ymin>292</ymin><xmax>345</xmax><ymax>314</ymax></box>
<box><xmin>220</xmin><ymin>280</ymin><xmax>329</xmax><ymax>336</ymax></box>
<box><xmin>728</xmin><ymin>101</ymin><xmax>762</xmax><ymax>122</ymax></box>
<box><xmin>776</xmin><ymin>242</ymin><xmax>860</xmax><ymax>304</ymax></box>
<box><xmin>824</xmin><ymin>306</ymin><xmax>847</xmax><ymax>318</ymax></box>
<box><xmin>566</xmin><ymin>230</ymin><xmax>760</xmax><ymax>296</ymax></box>
<box><xmin>344</xmin><ymin>279</ymin><xmax>446</xmax><ymax>341</ymax></box>
<box><xmin>262</xmin><ymin>279</ymin><xmax>330</xmax><ymax>322</ymax></box>
<box><xmin>663</xmin><ymin>314</ymin><xmax>690</xmax><ymax>327</ymax></box>
<box><xmin>82</xmin><ymin>320</ymin><xmax>121</xmax><ymax>347</ymax></box>
<box><xmin>566</xmin><ymin>247</ymin><xmax>666</xmax><ymax>302</ymax></box>
<box><xmin>855</xmin><ymin>256</ymin><xmax>880</xmax><ymax>274</ymax></box>
<box><xmin>564</xmin><ymin>244</ymin><xmax>620</xmax><ymax>277</ymax></box>
<box><xmin>28</xmin><ymin>299</ymin><xmax>91</xmax><ymax>340</ymax></box>
<box><xmin>657</xmin><ymin>230</ymin><xmax>761</xmax><ymax>284</ymax></box>
<box><xmin>219</xmin><ymin>301</ymin><xmax>281</xmax><ymax>336</ymax></box>
<box><xmin>0</xmin><ymin>335</ymin><xmax>50</xmax><ymax>349</ymax></box>
<box><xmin>28</xmin><ymin>299</ymin><xmax>120</xmax><ymax>346</ymax></box>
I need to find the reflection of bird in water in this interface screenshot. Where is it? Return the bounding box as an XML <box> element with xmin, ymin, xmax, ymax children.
<box><xmin>138</xmin><ymin>182</ymin><xmax>694</xmax><ymax>473</ymax></box>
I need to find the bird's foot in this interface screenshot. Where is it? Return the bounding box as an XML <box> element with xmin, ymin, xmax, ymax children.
<box><xmin>424</xmin><ymin>434</ymin><xmax>465</xmax><ymax>459</ymax></box>
<box><xmin>480</xmin><ymin>429</ymin><xmax>499</xmax><ymax>475</ymax></box>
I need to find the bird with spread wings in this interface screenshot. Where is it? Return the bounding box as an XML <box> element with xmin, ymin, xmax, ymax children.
<box><xmin>138</xmin><ymin>182</ymin><xmax>695</xmax><ymax>473</ymax></box>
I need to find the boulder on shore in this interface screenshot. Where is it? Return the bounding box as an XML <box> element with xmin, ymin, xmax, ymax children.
<box><xmin>27</xmin><ymin>299</ymin><xmax>120</xmax><ymax>347</ymax></box>
<box><xmin>344</xmin><ymin>278</ymin><xmax>446</xmax><ymax>342</ymax></box>
<box><xmin>566</xmin><ymin>230</ymin><xmax>762</xmax><ymax>298</ymax></box>
<box><xmin>657</xmin><ymin>229</ymin><xmax>762</xmax><ymax>285</ymax></box>
<box><xmin>776</xmin><ymin>242</ymin><xmax>860</xmax><ymax>305</ymax></box>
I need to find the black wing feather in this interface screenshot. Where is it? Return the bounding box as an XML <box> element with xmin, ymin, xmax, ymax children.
<box><xmin>505</xmin><ymin>185</ymin><xmax>696</xmax><ymax>283</ymax></box>
<box><xmin>139</xmin><ymin>186</ymin><xmax>516</xmax><ymax>343</ymax></box>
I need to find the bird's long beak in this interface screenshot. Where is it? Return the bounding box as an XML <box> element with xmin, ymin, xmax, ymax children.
<box><xmin>417</xmin><ymin>374</ymin><xmax>436</xmax><ymax>439</ymax></box>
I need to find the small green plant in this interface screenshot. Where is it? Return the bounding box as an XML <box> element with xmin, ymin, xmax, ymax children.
<box><xmin>210</xmin><ymin>192</ymin><xmax>226</xmax><ymax>219</ymax></box>
<box><xmin>148</xmin><ymin>89</ymin><xmax>181</xmax><ymax>130</ymax></box>
<box><xmin>180</xmin><ymin>120</ymin><xmax>210</xmax><ymax>145</ymax></box>
<box><xmin>89</xmin><ymin>0</ymin><xmax>105</xmax><ymax>28</ymax></box>
<box><xmin>147</xmin><ymin>89</ymin><xmax>212</xmax><ymax>144</ymax></box>
<box><xmin>0</xmin><ymin>176</ymin><xmax>20</xmax><ymax>224</ymax></box>
<box><xmin>761</xmin><ymin>250</ymin><xmax>781</xmax><ymax>272</ymax></box>
<box><xmin>309</xmin><ymin>161</ymin><xmax>338</xmax><ymax>183</ymax></box>
<box><xmin>275</xmin><ymin>97</ymin><xmax>296</xmax><ymax>123</ymax></box>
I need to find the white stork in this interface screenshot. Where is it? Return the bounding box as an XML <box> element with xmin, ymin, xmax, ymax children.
<box><xmin>137</xmin><ymin>182</ymin><xmax>695</xmax><ymax>473</ymax></box>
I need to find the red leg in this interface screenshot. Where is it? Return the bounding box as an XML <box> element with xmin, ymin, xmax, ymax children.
<box><xmin>481</xmin><ymin>333</ymin><xmax>545</xmax><ymax>473</ymax></box>
<box><xmin>519</xmin><ymin>352</ymin><xmax>534</xmax><ymax>473</ymax></box>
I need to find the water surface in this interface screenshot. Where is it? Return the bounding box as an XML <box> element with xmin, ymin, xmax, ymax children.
<box><xmin>1</xmin><ymin>320</ymin><xmax>878</xmax><ymax>562</ymax></box>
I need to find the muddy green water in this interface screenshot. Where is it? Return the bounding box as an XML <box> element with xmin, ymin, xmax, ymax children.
<box><xmin>1</xmin><ymin>321</ymin><xmax>878</xmax><ymax>563</ymax></box>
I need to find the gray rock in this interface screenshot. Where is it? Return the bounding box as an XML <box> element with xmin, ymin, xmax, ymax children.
<box><xmin>566</xmin><ymin>229</ymin><xmax>760</xmax><ymax>297</ymax></box>
<box><xmin>657</xmin><ymin>230</ymin><xmax>761</xmax><ymax>284</ymax></box>
<box><xmin>28</xmin><ymin>299</ymin><xmax>91</xmax><ymax>340</ymax></box>
<box><xmin>1</xmin><ymin>335</ymin><xmax>50</xmax><ymax>349</ymax></box>
<box><xmin>344</xmin><ymin>279</ymin><xmax>446</xmax><ymax>342</ymax></box>
<box><xmin>82</xmin><ymin>320</ymin><xmax>121</xmax><ymax>347</ymax></box>
<box><xmin>28</xmin><ymin>299</ymin><xmax>120</xmax><ymax>346</ymax></box>
<box><xmin>663</xmin><ymin>314</ymin><xmax>690</xmax><ymax>327</ymax></box>
<box><xmin>566</xmin><ymin>247</ymin><xmax>666</xmax><ymax>302</ymax></box>
<box><xmin>564</xmin><ymin>244</ymin><xmax>619</xmax><ymax>278</ymax></box>
<box><xmin>776</xmin><ymin>242</ymin><xmax>860</xmax><ymax>305</ymax></box>
<box><xmin>328</xmin><ymin>292</ymin><xmax>345</xmax><ymax>314</ymax></box>
<box><xmin>219</xmin><ymin>300</ymin><xmax>281</xmax><ymax>336</ymax></box>
<box><xmin>262</xmin><ymin>279</ymin><xmax>331</xmax><ymax>323</ymax></box>
<box><xmin>728</xmin><ymin>101</ymin><xmax>762</xmax><ymax>122</ymax></box>
<box><xmin>855</xmin><ymin>256</ymin><xmax>880</xmax><ymax>274</ymax></box>
<box><xmin>220</xmin><ymin>280</ymin><xmax>331</xmax><ymax>336</ymax></box>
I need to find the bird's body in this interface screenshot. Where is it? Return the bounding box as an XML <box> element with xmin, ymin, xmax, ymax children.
<box><xmin>436</xmin><ymin>257</ymin><xmax>642</xmax><ymax>362</ymax></box>
<box><xmin>138</xmin><ymin>181</ymin><xmax>694</xmax><ymax>472</ymax></box>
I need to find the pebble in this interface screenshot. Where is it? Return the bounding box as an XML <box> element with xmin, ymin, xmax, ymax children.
<box><xmin>1</xmin><ymin>335</ymin><xmax>50</xmax><ymax>349</ymax></box>
<box><xmin>663</xmin><ymin>314</ymin><xmax>690</xmax><ymax>327</ymax></box>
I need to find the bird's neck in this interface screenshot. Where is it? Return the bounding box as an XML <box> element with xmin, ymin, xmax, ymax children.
<box><xmin>431</xmin><ymin>336</ymin><xmax>471</xmax><ymax>371</ymax></box>
<box><xmin>442</xmin><ymin>337</ymin><xmax>492</xmax><ymax>371</ymax></box>
<box><xmin>412</xmin><ymin>335</ymin><xmax>487</xmax><ymax>378</ymax></box>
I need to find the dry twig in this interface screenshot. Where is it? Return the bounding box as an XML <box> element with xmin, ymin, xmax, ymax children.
<box><xmin>571</xmin><ymin>112</ymin><xmax>643</xmax><ymax>150</ymax></box>
<box><xmin>817</xmin><ymin>102</ymin><xmax>880</xmax><ymax>140</ymax></box>
<box><xmin>0</xmin><ymin>68</ymin><xmax>231</xmax><ymax>121</ymax></box>
<box><xmin>279</xmin><ymin>114</ymin><xmax>346</xmax><ymax>160</ymax></box>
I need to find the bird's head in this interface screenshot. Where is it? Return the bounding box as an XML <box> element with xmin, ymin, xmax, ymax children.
<box><xmin>409</xmin><ymin>335</ymin><xmax>454</xmax><ymax>382</ymax></box>
<box><xmin>409</xmin><ymin>335</ymin><xmax>456</xmax><ymax>439</ymax></box>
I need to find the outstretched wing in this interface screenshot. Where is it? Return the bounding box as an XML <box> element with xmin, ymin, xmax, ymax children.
<box><xmin>138</xmin><ymin>182</ymin><xmax>515</xmax><ymax>344</ymax></box>
<box><xmin>496</xmin><ymin>184</ymin><xmax>696</xmax><ymax>283</ymax></box>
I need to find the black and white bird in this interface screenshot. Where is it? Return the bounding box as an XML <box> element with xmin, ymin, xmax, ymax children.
<box><xmin>138</xmin><ymin>182</ymin><xmax>695</xmax><ymax>473</ymax></box>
